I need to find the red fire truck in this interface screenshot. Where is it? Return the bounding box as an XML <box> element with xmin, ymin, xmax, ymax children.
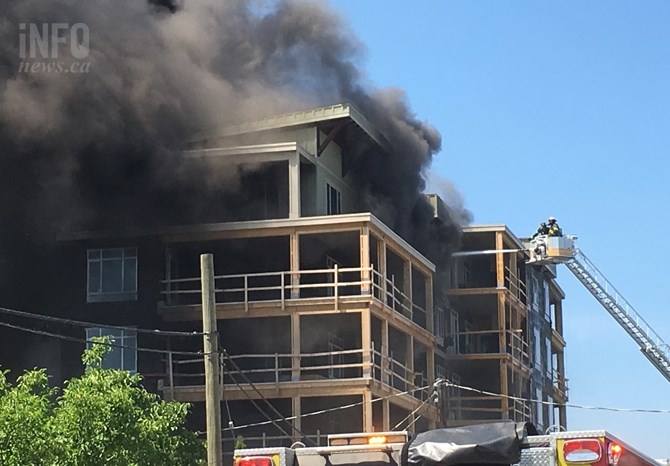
<box><xmin>233</xmin><ymin>422</ymin><xmax>659</xmax><ymax>466</ymax></box>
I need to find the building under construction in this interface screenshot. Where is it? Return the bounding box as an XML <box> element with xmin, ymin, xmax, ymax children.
<box><xmin>3</xmin><ymin>103</ymin><xmax>569</xmax><ymax>449</ymax></box>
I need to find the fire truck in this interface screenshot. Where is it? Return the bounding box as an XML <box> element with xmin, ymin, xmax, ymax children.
<box><xmin>233</xmin><ymin>422</ymin><xmax>659</xmax><ymax>466</ymax></box>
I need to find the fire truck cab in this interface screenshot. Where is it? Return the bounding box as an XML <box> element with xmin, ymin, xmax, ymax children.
<box><xmin>233</xmin><ymin>423</ymin><xmax>659</xmax><ymax>466</ymax></box>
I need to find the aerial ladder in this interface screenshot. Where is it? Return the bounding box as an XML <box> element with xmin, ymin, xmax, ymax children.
<box><xmin>452</xmin><ymin>234</ymin><xmax>670</xmax><ymax>383</ymax></box>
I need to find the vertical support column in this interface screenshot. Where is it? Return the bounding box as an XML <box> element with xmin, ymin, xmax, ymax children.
<box><xmin>558</xmin><ymin>402</ymin><xmax>567</xmax><ymax>429</ymax></box>
<box><xmin>425</xmin><ymin>273</ymin><xmax>434</xmax><ymax>334</ymax></box>
<box><xmin>288</xmin><ymin>152</ymin><xmax>301</xmax><ymax>220</ymax></box>
<box><xmin>495</xmin><ymin>232</ymin><xmax>505</xmax><ymax>288</ymax></box>
<box><xmin>381</xmin><ymin>320</ymin><xmax>389</xmax><ymax>385</ymax></box>
<box><xmin>292</xmin><ymin>397</ymin><xmax>302</xmax><ymax>441</ymax></box>
<box><xmin>362</xmin><ymin>391</ymin><xmax>373</xmax><ymax>432</ymax></box>
<box><xmin>498</xmin><ymin>293</ymin><xmax>509</xmax><ymax>418</ymax></box>
<box><xmin>510</xmin><ymin>251</ymin><xmax>518</xmax><ymax>299</ymax></box>
<box><xmin>427</xmin><ymin>348</ymin><xmax>435</xmax><ymax>385</ymax></box>
<box><xmin>292</xmin><ymin>313</ymin><xmax>301</xmax><ymax>382</ymax></box>
<box><xmin>376</xmin><ymin>238</ymin><xmax>387</xmax><ymax>302</ymax></box>
<box><xmin>360</xmin><ymin>227</ymin><xmax>371</xmax><ymax>294</ymax></box>
<box><xmin>290</xmin><ymin>231</ymin><xmax>300</xmax><ymax>299</ymax></box>
<box><xmin>382</xmin><ymin>399</ymin><xmax>390</xmax><ymax>431</ymax></box>
<box><xmin>406</xmin><ymin>335</ymin><xmax>414</xmax><ymax>391</ymax></box>
<box><xmin>403</xmin><ymin>261</ymin><xmax>413</xmax><ymax>309</ymax></box>
<box><xmin>361</xmin><ymin>310</ymin><xmax>372</xmax><ymax>378</ymax></box>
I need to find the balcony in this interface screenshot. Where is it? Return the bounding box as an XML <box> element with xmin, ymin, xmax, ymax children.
<box><xmin>159</xmin><ymin>265</ymin><xmax>429</xmax><ymax>331</ymax></box>
<box><xmin>446</xmin><ymin>392</ymin><xmax>531</xmax><ymax>426</ymax></box>
<box><xmin>445</xmin><ymin>329</ymin><xmax>530</xmax><ymax>368</ymax></box>
<box><xmin>161</xmin><ymin>345</ymin><xmax>429</xmax><ymax>403</ymax></box>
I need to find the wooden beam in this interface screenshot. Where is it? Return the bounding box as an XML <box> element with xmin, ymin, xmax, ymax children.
<box><xmin>381</xmin><ymin>320</ymin><xmax>389</xmax><ymax>386</ymax></box>
<box><xmin>363</xmin><ymin>391</ymin><xmax>373</xmax><ymax>432</ymax></box>
<box><xmin>290</xmin><ymin>231</ymin><xmax>300</xmax><ymax>299</ymax></box>
<box><xmin>292</xmin><ymin>313</ymin><xmax>301</xmax><ymax>382</ymax></box>
<box><xmin>292</xmin><ymin>397</ymin><xmax>301</xmax><ymax>440</ymax></box>
<box><xmin>382</xmin><ymin>399</ymin><xmax>390</xmax><ymax>431</ymax></box>
<box><xmin>360</xmin><ymin>227</ymin><xmax>371</xmax><ymax>294</ymax></box>
<box><xmin>425</xmin><ymin>273</ymin><xmax>434</xmax><ymax>334</ymax></box>
<box><xmin>288</xmin><ymin>152</ymin><xmax>301</xmax><ymax>219</ymax></box>
<box><xmin>362</xmin><ymin>309</ymin><xmax>372</xmax><ymax>378</ymax></box>
<box><xmin>317</xmin><ymin>121</ymin><xmax>347</xmax><ymax>156</ymax></box>
<box><xmin>495</xmin><ymin>232</ymin><xmax>505</xmax><ymax>288</ymax></box>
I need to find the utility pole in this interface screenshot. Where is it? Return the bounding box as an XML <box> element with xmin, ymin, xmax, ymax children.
<box><xmin>201</xmin><ymin>253</ymin><xmax>223</xmax><ymax>466</ymax></box>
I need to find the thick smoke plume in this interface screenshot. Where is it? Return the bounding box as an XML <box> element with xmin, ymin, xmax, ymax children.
<box><xmin>0</xmin><ymin>0</ymin><xmax>464</xmax><ymax>280</ymax></box>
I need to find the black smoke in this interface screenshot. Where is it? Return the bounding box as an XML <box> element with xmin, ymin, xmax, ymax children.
<box><xmin>0</xmin><ymin>0</ymin><xmax>466</xmax><ymax>277</ymax></box>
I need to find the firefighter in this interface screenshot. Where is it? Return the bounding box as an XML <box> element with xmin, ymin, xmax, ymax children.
<box><xmin>547</xmin><ymin>216</ymin><xmax>563</xmax><ymax>237</ymax></box>
<box><xmin>531</xmin><ymin>222</ymin><xmax>549</xmax><ymax>239</ymax></box>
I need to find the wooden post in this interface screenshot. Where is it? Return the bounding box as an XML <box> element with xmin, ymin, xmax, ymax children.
<box><xmin>201</xmin><ymin>254</ymin><xmax>223</xmax><ymax>466</ymax></box>
<box><xmin>360</xmin><ymin>227</ymin><xmax>371</xmax><ymax>294</ymax></box>
<box><xmin>292</xmin><ymin>313</ymin><xmax>301</xmax><ymax>381</ymax></box>
<box><xmin>290</xmin><ymin>231</ymin><xmax>300</xmax><ymax>299</ymax></box>
<box><xmin>288</xmin><ymin>152</ymin><xmax>301</xmax><ymax>219</ymax></box>
<box><xmin>363</xmin><ymin>391</ymin><xmax>373</xmax><ymax>432</ymax></box>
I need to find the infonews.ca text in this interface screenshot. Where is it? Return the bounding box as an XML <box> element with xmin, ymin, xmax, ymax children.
<box><xmin>19</xmin><ymin>60</ymin><xmax>91</xmax><ymax>74</ymax></box>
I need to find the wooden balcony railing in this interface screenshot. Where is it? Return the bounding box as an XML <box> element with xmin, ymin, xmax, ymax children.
<box><xmin>160</xmin><ymin>265</ymin><xmax>427</xmax><ymax>328</ymax></box>
<box><xmin>162</xmin><ymin>345</ymin><xmax>427</xmax><ymax>401</ymax></box>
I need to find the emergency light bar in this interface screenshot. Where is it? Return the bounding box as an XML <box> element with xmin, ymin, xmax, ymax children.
<box><xmin>328</xmin><ymin>431</ymin><xmax>408</xmax><ymax>446</ymax></box>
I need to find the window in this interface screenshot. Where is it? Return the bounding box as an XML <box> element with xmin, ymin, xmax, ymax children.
<box><xmin>434</xmin><ymin>307</ymin><xmax>445</xmax><ymax>340</ymax></box>
<box><xmin>85</xmin><ymin>327</ymin><xmax>137</xmax><ymax>373</ymax></box>
<box><xmin>87</xmin><ymin>248</ymin><xmax>137</xmax><ymax>302</ymax></box>
<box><xmin>326</xmin><ymin>183</ymin><xmax>341</xmax><ymax>215</ymax></box>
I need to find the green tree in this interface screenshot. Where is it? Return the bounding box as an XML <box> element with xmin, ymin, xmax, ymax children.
<box><xmin>0</xmin><ymin>338</ymin><xmax>205</xmax><ymax>465</ymax></box>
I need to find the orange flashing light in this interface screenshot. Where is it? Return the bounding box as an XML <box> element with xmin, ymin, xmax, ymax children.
<box><xmin>608</xmin><ymin>442</ymin><xmax>623</xmax><ymax>466</ymax></box>
<box><xmin>368</xmin><ymin>436</ymin><xmax>387</xmax><ymax>445</ymax></box>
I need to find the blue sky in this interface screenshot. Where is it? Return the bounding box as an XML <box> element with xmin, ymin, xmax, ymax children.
<box><xmin>332</xmin><ymin>0</ymin><xmax>670</xmax><ymax>458</ymax></box>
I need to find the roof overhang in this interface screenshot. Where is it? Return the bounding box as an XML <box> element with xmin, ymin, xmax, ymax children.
<box><xmin>194</xmin><ymin>103</ymin><xmax>392</xmax><ymax>154</ymax></box>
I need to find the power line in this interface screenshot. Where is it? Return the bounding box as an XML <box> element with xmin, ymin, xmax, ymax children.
<box><xmin>392</xmin><ymin>382</ymin><xmax>439</xmax><ymax>430</ymax></box>
<box><xmin>220</xmin><ymin>355</ymin><xmax>296</xmax><ymax>444</ymax></box>
<box><xmin>443</xmin><ymin>380</ymin><xmax>670</xmax><ymax>414</ymax></box>
<box><xmin>0</xmin><ymin>320</ymin><xmax>206</xmax><ymax>357</ymax></box>
<box><xmin>221</xmin><ymin>347</ymin><xmax>318</xmax><ymax>446</ymax></box>
<box><xmin>0</xmin><ymin>306</ymin><xmax>204</xmax><ymax>337</ymax></box>
<box><xmin>221</xmin><ymin>383</ymin><xmax>434</xmax><ymax>432</ymax></box>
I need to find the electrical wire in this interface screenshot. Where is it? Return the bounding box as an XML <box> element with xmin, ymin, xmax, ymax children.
<box><xmin>443</xmin><ymin>380</ymin><xmax>670</xmax><ymax>414</ymax></box>
<box><xmin>220</xmin><ymin>355</ymin><xmax>296</xmax><ymax>444</ymax></box>
<box><xmin>392</xmin><ymin>382</ymin><xmax>439</xmax><ymax>430</ymax></box>
<box><xmin>0</xmin><ymin>306</ymin><xmax>203</xmax><ymax>337</ymax></box>
<box><xmin>221</xmin><ymin>383</ymin><xmax>434</xmax><ymax>432</ymax></box>
<box><xmin>221</xmin><ymin>347</ymin><xmax>318</xmax><ymax>446</ymax></box>
<box><xmin>0</xmin><ymin>320</ymin><xmax>207</xmax><ymax>356</ymax></box>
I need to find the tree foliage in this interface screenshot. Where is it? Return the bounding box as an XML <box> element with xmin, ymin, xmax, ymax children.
<box><xmin>0</xmin><ymin>338</ymin><xmax>205</xmax><ymax>465</ymax></box>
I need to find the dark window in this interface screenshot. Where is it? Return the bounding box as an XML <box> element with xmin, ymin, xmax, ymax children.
<box><xmin>326</xmin><ymin>183</ymin><xmax>341</xmax><ymax>215</ymax></box>
<box><xmin>87</xmin><ymin>248</ymin><xmax>137</xmax><ymax>302</ymax></box>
